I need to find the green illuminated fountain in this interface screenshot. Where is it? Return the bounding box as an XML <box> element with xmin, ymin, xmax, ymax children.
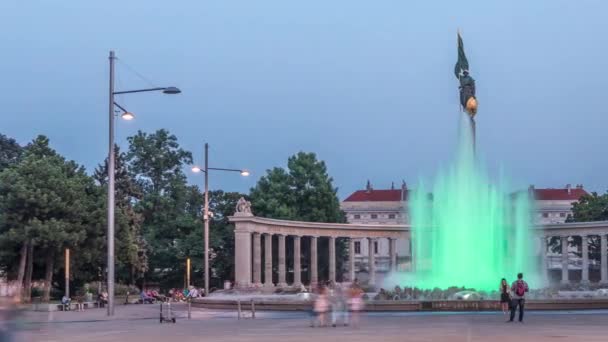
<box><xmin>408</xmin><ymin>115</ymin><xmax>536</xmax><ymax>291</ymax></box>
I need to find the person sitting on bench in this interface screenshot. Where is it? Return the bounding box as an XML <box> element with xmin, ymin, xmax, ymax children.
<box><xmin>61</xmin><ymin>295</ymin><xmax>71</xmax><ymax>311</ymax></box>
<box><xmin>140</xmin><ymin>290</ymin><xmax>155</xmax><ymax>304</ymax></box>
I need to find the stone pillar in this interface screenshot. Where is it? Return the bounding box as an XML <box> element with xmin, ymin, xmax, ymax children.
<box><xmin>368</xmin><ymin>238</ymin><xmax>376</xmax><ymax>287</ymax></box>
<box><xmin>561</xmin><ymin>236</ymin><xmax>569</xmax><ymax>284</ymax></box>
<box><xmin>253</xmin><ymin>233</ymin><xmax>262</xmax><ymax>286</ymax></box>
<box><xmin>293</xmin><ymin>236</ymin><xmax>302</xmax><ymax>287</ymax></box>
<box><xmin>581</xmin><ymin>235</ymin><xmax>589</xmax><ymax>284</ymax></box>
<box><xmin>310</xmin><ymin>236</ymin><xmax>318</xmax><ymax>286</ymax></box>
<box><xmin>328</xmin><ymin>236</ymin><xmax>336</xmax><ymax>283</ymax></box>
<box><xmin>278</xmin><ymin>234</ymin><xmax>287</xmax><ymax>287</ymax></box>
<box><xmin>264</xmin><ymin>234</ymin><xmax>273</xmax><ymax>287</ymax></box>
<box><xmin>234</xmin><ymin>231</ymin><xmax>252</xmax><ymax>288</ymax></box>
<box><xmin>349</xmin><ymin>238</ymin><xmax>356</xmax><ymax>282</ymax></box>
<box><xmin>389</xmin><ymin>238</ymin><xmax>397</xmax><ymax>272</ymax></box>
<box><xmin>539</xmin><ymin>236</ymin><xmax>548</xmax><ymax>282</ymax></box>
<box><xmin>601</xmin><ymin>234</ymin><xmax>608</xmax><ymax>284</ymax></box>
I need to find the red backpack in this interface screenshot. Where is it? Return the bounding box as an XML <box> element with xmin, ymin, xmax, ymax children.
<box><xmin>515</xmin><ymin>280</ymin><xmax>526</xmax><ymax>296</ymax></box>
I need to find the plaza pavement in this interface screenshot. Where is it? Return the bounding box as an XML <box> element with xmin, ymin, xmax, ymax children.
<box><xmin>13</xmin><ymin>304</ymin><xmax>608</xmax><ymax>342</ymax></box>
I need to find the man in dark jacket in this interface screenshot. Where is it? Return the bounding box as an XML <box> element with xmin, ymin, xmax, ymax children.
<box><xmin>509</xmin><ymin>273</ymin><xmax>529</xmax><ymax>322</ymax></box>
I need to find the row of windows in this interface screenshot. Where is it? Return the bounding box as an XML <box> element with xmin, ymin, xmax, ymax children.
<box><xmin>540</xmin><ymin>212</ymin><xmax>568</xmax><ymax>218</ymax></box>
<box><xmin>353</xmin><ymin>213</ymin><xmax>396</xmax><ymax>220</ymax></box>
<box><xmin>353</xmin><ymin>241</ymin><xmax>378</xmax><ymax>254</ymax></box>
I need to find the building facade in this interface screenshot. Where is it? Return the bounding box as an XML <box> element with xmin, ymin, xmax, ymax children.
<box><xmin>340</xmin><ymin>182</ymin><xmax>589</xmax><ymax>281</ymax></box>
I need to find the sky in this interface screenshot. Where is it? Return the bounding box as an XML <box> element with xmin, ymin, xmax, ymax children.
<box><xmin>1</xmin><ymin>0</ymin><xmax>606</xmax><ymax>198</ymax></box>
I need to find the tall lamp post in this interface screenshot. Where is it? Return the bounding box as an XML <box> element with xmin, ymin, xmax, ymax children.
<box><xmin>191</xmin><ymin>143</ymin><xmax>249</xmax><ymax>296</ymax></box>
<box><xmin>107</xmin><ymin>50</ymin><xmax>181</xmax><ymax>316</ymax></box>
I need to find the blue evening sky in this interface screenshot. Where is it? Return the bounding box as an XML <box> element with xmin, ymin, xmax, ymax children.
<box><xmin>1</xmin><ymin>0</ymin><xmax>606</xmax><ymax>198</ymax></box>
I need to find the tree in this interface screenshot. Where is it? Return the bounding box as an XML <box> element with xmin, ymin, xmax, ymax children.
<box><xmin>0</xmin><ymin>136</ymin><xmax>96</xmax><ymax>301</ymax></box>
<box><xmin>568</xmin><ymin>192</ymin><xmax>608</xmax><ymax>222</ymax></box>
<box><xmin>250</xmin><ymin>152</ymin><xmax>344</xmax><ymax>223</ymax></box>
<box><xmin>249</xmin><ymin>152</ymin><xmax>346</xmax><ymax>283</ymax></box>
<box><xmin>125</xmin><ymin>129</ymin><xmax>194</xmax><ymax>289</ymax></box>
<box><xmin>0</xmin><ymin>133</ymin><xmax>23</xmax><ymax>172</ymax></box>
<box><xmin>94</xmin><ymin>145</ymin><xmax>147</xmax><ymax>285</ymax></box>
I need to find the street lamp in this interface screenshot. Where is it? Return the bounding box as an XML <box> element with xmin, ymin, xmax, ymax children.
<box><xmin>191</xmin><ymin>143</ymin><xmax>249</xmax><ymax>296</ymax></box>
<box><xmin>107</xmin><ymin>50</ymin><xmax>181</xmax><ymax>316</ymax></box>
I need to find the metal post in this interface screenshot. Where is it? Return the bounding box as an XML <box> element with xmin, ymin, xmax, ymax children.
<box><xmin>204</xmin><ymin>143</ymin><xmax>210</xmax><ymax>297</ymax></box>
<box><xmin>65</xmin><ymin>248</ymin><xmax>70</xmax><ymax>298</ymax></box>
<box><xmin>251</xmin><ymin>299</ymin><xmax>255</xmax><ymax>319</ymax></box>
<box><xmin>188</xmin><ymin>300</ymin><xmax>191</xmax><ymax>319</ymax></box>
<box><xmin>107</xmin><ymin>50</ymin><xmax>116</xmax><ymax>316</ymax></box>
<box><xmin>237</xmin><ymin>299</ymin><xmax>242</xmax><ymax>320</ymax></box>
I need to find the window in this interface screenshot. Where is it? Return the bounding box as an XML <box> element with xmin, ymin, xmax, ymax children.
<box><xmin>371</xmin><ymin>214</ymin><xmax>378</xmax><ymax>219</ymax></box>
<box><xmin>559</xmin><ymin>212</ymin><xmax>566</xmax><ymax>218</ymax></box>
<box><xmin>388</xmin><ymin>214</ymin><xmax>396</xmax><ymax>219</ymax></box>
<box><xmin>354</xmin><ymin>241</ymin><xmax>361</xmax><ymax>254</ymax></box>
<box><xmin>374</xmin><ymin>241</ymin><xmax>378</xmax><ymax>254</ymax></box>
<box><xmin>354</xmin><ymin>214</ymin><xmax>361</xmax><ymax>220</ymax></box>
<box><xmin>542</xmin><ymin>213</ymin><xmax>549</xmax><ymax>218</ymax></box>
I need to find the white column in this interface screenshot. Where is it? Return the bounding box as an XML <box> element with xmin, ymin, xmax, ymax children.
<box><xmin>310</xmin><ymin>236</ymin><xmax>318</xmax><ymax>285</ymax></box>
<box><xmin>539</xmin><ymin>236</ymin><xmax>548</xmax><ymax>283</ymax></box>
<box><xmin>561</xmin><ymin>236</ymin><xmax>569</xmax><ymax>284</ymax></box>
<box><xmin>234</xmin><ymin>231</ymin><xmax>252</xmax><ymax>288</ymax></box>
<box><xmin>278</xmin><ymin>234</ymin><xmax>287</xmax><ymax>287</ymax></box>
<box><xmin>329</xmin><ymin>236</ymin><xmax>336</xmax><ymax>283</ymax></box>
<box><xmin>349</xmin><ymin>238</ymin><xmax>356</xmax><ymax>282</ymax></box>
<box><xmin>368</xmin><ymin>238</ymin><xmax>376</xmax><ymax>287</ymax></box>
<box><xmin>389</xmin><ymin>238</ymin><xmax>397</xmax><ymax>272</ymax></box>
<box><xmin>253</xmin><ymin>233</ymin><xmax>262</xmax><ymax>286</ymax></box>
<box><xmin>581</xmin><ymin>235</ymin><xmax>589</xmax><ymax>284</ymax></box>
<box><xmin>601</xmin><ymin>234</ymin><xmax>608</xmax><ymax>284</ymax></box>
<box><xmin>293</xmin><ymin>236</ymin><xmax>302</xmax><ymax>287</ymax></box>
<box><xmin>264</xmin><ymin>234</ymin><xmax>274</xmax><ymax>287</ymax></box>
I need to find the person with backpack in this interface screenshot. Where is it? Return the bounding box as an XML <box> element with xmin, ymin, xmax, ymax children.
<box><xmin>509</xmin><ymin>273</ymin><xmax>529</xmax><ymax>322</ymax></box>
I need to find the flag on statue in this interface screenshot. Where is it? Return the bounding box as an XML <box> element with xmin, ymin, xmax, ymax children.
<box><xmin>454</xmin><ymin>32</ymin><xmax>477</xmax><ymax>117</ymax></box>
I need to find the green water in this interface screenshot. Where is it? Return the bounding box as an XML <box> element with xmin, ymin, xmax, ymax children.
<box><xmin>408</xmin><ymin>115</ymin><xmax>537</xmax><ymax>291</ymax></box>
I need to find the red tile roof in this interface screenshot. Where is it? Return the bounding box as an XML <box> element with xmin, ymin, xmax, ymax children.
<box><xmin>343</xmin><ymin>189</ymin><xmax>407</xmax><ymax>202</ymax></box>
<box><xmin>343</xmin><ymin>187</ymin><xmax>588</xmax><ymax>202</ymax></box>
<box><xmin>533</xmin><ymin>188</ymin><xmax>588</xmax><ymax>201</ymax></box>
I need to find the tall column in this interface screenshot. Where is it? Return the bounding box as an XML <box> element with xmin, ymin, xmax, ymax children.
<box><xmin>310</xmin><ymin>236</ymin><xmax>318</xmax><ymax>286</ymax></box>
<box><xmin>368</xmin><ymin>238</ymin><xmax>376</xmax><ymax>287</ymax></box>
<box><xmin>581</xmin><ymin>235</ymin><xmax>589</xmax><ymax>284</ymax></box>
<box><xmin>234</xmin><ymin>231</ymin><xmax>252</xmax><ymax>288</ymax></box>
<box><xmin>349</xmin><ymin>238</ymin><xmax>356</xmax><ymax>282</ymax></box>
<box><xmin>329</xmin><ymin>236</ymin><xmax>336</xmax><ymax>283</ymax></box>
<box><xmin>601</xmin><ymin>234</ymin><xmax>608</xmax><ymax>284</ymax></box>
<box><xmin>293</xmin><ymin>236</ymin><xmax>302</xmax><ymax>287</ymax></box>
<box><xmin>539</xmin><ymin>236</ymin><xmax>548</xmax><ymax>283</ymax></box>
<box><xmin>389</xmin><ymin>238</ymin><xmax>397</xmax><ymax>272</ymax></box>
<box><xmin>278</xmin><ymin>234</ymin><xmax>287</xmax><ymax>287</ymax></box>
<box><xmin>253</xmin><ymin>233</ymin><xmax>262</xmax><ymax>286</ymax></box>
<box><xmin>561</xmin><ymin>235</ymin><xmax>569</xmax><ymax>284</ymax></box>
<box><xmin>263</xmin><ymin>234</ymin><xmax>274</xmax><ymax>287</ymax></box>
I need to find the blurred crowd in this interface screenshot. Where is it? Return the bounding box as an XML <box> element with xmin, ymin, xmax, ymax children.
<box><xmin>310</xmin><ymin>279</ymin><xmax>365</xmax><ymax>328</ymax></box>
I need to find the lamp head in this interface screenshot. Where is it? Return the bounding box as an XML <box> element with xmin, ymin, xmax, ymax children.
<box><xmin>240</xmin><ymin>170</ymin><xmax>250</xmax><ymax>177</ymax></box>
<box><xmin>163</xmin><ymin>86</ymin><xmax>181</xmax><ymax>95</ymax></box>
<box><xmin>191</xmin><ymin>166</ymin><xmax>202</xmax><ymax>173</ymax></box>
<box><xmin>121</xmin><ymin>112</ymin><xmax>135</xmax><ymax>120</ymax></box>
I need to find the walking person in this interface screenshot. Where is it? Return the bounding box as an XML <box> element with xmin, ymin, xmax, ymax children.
<box><xmin>348</xmin><ymin>283</ymin><xmax>364</xmax><ymax>328</ymax></box>
<box><xmin>313</xmin><ymin>285</ymin><xmax>329</xmax><ymax>327</ymax></box>
<box><xmin>499</xmin><ymin>278</ymin><xmax>510</xmax><ymax>315</ymax></box>
<box><xmin>509</xmin><ymin>273</ymin><xmax>529</xmax><ymax>323</ymax></box>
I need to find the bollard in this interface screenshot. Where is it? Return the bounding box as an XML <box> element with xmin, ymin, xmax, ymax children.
<box><xmin>188</xmin><ymin>300</ymin><xmax>191</xmax><ymax>320</ymax></box>
<box><xmin>237</xmin><ymin>300</ymin><xmax>242</xmax><ymax>320</ymax></box>
<box><xmin>159</xmin><ymin>302</ymin><xmax>163</xmax><ymax>323</ymax></box>
<box><xmin>251</xmin><ymin>299</ymin><xmax>255</xmax><ymax>319</ymax></box>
